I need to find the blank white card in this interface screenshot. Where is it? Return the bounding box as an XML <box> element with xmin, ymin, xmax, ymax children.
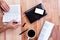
<box><xmin>3</xmin><ymin>5</ymin><xmax>21</xmax><ymax>24</ymax></box>
<box><xmin>35</xmin><ymin>8</ymin><xmax>44</xmax><ymax>15</ymax></box>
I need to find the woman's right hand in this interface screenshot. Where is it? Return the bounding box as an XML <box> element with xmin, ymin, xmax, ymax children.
<box><xmin>6</xmin><ymin>20</ymin><xmax>20</xmax><ymax>29</ymax></box>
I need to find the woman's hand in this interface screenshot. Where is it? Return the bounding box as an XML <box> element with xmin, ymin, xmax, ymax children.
<box><xmin>6</xmin><ymin>20</ymin><xmax>20</xmax><ymax>29</ymax></box>
<box><xmin>0</xmin><ymin>0</ymin><xmax>10</xmax><ymax>12</ymax></box>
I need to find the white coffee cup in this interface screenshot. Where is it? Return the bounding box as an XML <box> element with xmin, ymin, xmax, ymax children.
<box><xmin>27</xmin><ymin>29</ymin><xmax>36</xmax><ymax>40</ymax></box>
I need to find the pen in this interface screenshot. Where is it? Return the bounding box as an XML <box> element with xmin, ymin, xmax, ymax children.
<box><xmin>19</xmin><ymin>29</ymin><xmax>28</xmax><ymax>35</ymax></box>
<box><xmin>22</xmin><ymin>23</ymin><xmax>26</xmax><ymax>27</ymax></box>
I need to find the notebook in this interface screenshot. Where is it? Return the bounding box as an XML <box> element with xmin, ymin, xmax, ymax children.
<box><xmin>25</xmin><ymin>3</ymin><xmax>47</xmax><ymax>23</ymax></box>
<box><xmin>38</xmin><ymin>21</ymin><xmax>54</xmax><ymax>40</ymax></box>
<box><xmin>3</xmin><ymin>5</ymin><xmax>21</xmax><ymax>24</ymax></box>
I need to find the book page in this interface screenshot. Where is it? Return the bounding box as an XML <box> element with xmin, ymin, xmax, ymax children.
<box><xmin>38</xmin><ymin>21</ymin><xmax>54</xmax><ymax>40</ymax></box>
<box><xmin>3</xmin><ymin>5</ymin><xmax>21</xmax><ymax>24</ymax></box>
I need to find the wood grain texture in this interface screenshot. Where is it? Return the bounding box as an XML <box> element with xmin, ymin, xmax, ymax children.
<box><xmin>21</xmin><ymin>0</ymin><xmax>60</xmax><ymax>40</ymax></box>
<box><xmin>0</xmin><ymin>0</ymin><xmax>60</xmax><ymax>40</ymax></box>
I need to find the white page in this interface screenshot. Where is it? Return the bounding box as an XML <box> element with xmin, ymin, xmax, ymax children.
<box><xmin>38</xmin><ymin>21</ymin><xmax>54</xmax><ymax>40</ymax></box>
<box><xmin>3</xmin><ymin>5</ymin><xmax>21</xmax><ymax>24</ymax></box>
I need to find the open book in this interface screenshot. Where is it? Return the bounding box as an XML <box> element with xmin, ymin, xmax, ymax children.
<box><xmin>3</xmin><ymin>5</ymin><xmax>21</xmax><ymax>24</ymax></box>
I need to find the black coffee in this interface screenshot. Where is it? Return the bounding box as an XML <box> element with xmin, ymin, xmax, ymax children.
<box><xmin>28</xmin><ymin>30</ymin><xmax>35</xmax><ymax>38</ymax></box>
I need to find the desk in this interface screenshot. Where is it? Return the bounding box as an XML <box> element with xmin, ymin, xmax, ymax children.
<box><xmin>0</xmin><ymin>0</ymin><xmax>60</xmax><ymax>40</ymax></box>
<box><xmin>21</xmin><ymin>0</ymin><xmax>60</xmax><ymax>40</ymax></box>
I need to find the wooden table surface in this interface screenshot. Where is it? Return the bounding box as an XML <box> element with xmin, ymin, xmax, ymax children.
<box><xmin>0</xmin><ymin>0</ymin><xmax>60</xmax><ymax>40</ymax></box>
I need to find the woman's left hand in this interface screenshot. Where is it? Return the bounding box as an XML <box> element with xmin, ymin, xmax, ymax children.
<box><xmin>0</xmin><ymin>0</ymin><xmax>10</xmax><ymax>12</ymax></box>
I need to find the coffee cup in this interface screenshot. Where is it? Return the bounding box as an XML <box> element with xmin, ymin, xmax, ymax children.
<box><xmin>27</xmin><ymin>29</ymin><xmax>36</xmax><ymax>40</ymax></box>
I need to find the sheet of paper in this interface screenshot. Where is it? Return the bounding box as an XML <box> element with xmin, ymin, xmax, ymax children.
<box><xmin>38</xmin><ymin>21</ymin><xmax>54</xmax><ymax>40</ymax></box>
<box><xmin>3</xmin><ymin>5</ymin><xmax>21</xmax><ymax>24</ymax></box>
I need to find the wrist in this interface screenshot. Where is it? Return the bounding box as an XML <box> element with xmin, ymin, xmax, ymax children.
<box><xmin>0</xmin><ymin>24</ymin><xmax>9</xmax><ymax>30</ymax></box>
<box><xmin>5</xmin><ymin>24</ymin><xmax>13</xmax><ymax>29</ymax></box>
<box><xmin>3</xmin><ymin>24</ymin><xmax>10</xmax><ymax>29</ymax></box>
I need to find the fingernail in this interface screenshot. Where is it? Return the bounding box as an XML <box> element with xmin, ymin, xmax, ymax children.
<box><xmin>13</xmin><ymin>22</ymin><xmax>18</xmax><ymax>24</ymax></box>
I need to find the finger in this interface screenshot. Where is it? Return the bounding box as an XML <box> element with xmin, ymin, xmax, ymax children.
<box><xmin>0</xmin><ymin>1</ymin><xmax>10</xmax><ymax>12</ymax></box>
<box><xmin>1</xmin><ymin>1</ymin><xmax>9</xmax><ymax>12</ymax></box>
<box><xmin>13</xmin><ymin>25</ymin><xmax>20</xmax><ymax>29</ymax></box>
<box><xmin>0</xmin><ymin>8</ymin><xmax>4</xmax><ymax>15</ymax></box>
<box><xmin>12</xmin><ymin>23</ymin><xmax>21</xmax><ymax>29</ymax></box>
<box><xmin>14</xmin><ymin>23</ymin><xmax>20</xmax><ymax>27</ymax></box>
<box><xmin>15</xmin><ymin>23</ymin><xmax>20</xmax><ymax>26</ymax></box>
<box><xmin>12</xmin><ymin>21</ymin><xmax>20</xmax><ymax>24</ymax></box>
<box><xmin>9</xmin><ymin>20</ymin><xmax>21</xmax><ymax>26</ymax></box>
